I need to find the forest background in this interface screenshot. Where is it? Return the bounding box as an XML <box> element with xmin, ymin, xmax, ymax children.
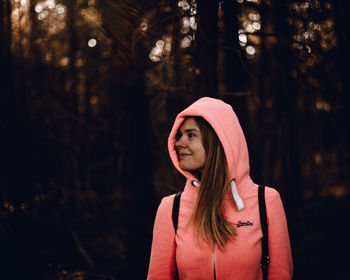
<box><xmin>1</xmin><ymin>0</ymin><xmax>349</xmax><ymax>279</ymax></box>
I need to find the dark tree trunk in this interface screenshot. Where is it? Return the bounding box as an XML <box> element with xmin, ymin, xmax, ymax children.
<box><xmin>108</xmin><ymin>78</ymin><xmax>156</xmax><ymax>278</ymax></box>
<box><xmin>271</xmin><ymin>1</ymin><xmax>304</xmax><ymax>277</ymax></box>
<box><xmin>222</xmin><ymin>0</ymin><xmax>249</xmax><ymax>94</ymax></box>
<box><xmin>195</xmin><ymin>0</ymin><xmax>218</xmax><ymax>97</ymax></box>
<box><xmin>334</xmin><ymin>0</ymin><xmax>350</xmax><ymax>181</ymax></box>
<box><xmin>254</xmin><ymin>0</ymin><xmax>270</xmax><ymax>185</ymax></box>
<box><xmin>0</xmin><ymin>0</ymin><xmax>14</xmax><ymax>197</ymax></box>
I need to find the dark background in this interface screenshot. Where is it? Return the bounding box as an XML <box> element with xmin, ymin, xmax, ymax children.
<box><xmin>1</xmin><ymin>0</ymin><xmax>349</xmax><ymax>279</ymax></box>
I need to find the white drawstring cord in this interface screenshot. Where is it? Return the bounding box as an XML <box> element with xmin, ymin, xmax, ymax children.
<box><xmin>231</xmin><ymin>180</ymin><xmax>244</xmax><ymax>211</ymax></box>
<box><xmin>191</xmin><ymin>180</ymin><xmax>200</xmax><ymax>187</ymax></box>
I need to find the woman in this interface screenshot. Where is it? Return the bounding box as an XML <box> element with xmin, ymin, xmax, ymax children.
<box><xmin>147</xmin><ymin>97</ymin><xmax>293</xmax><ymax>279</ymax></box>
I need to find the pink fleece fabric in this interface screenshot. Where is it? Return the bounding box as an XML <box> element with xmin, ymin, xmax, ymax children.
<box><xmin>147</xmin><ymin>97</ymin><xmax>293</xmax><ymax>279</ymax></box>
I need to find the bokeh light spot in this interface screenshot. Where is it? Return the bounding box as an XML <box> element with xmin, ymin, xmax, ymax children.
<box><xmin>88</xmin><ymin>39</ymin><xmax>97</xmax><ymax>48</ymax></box>
<box><xmin>140</xmin><ymin>22</ymin><xmax>148</xmax><ymax>31</ymax></box>
<box><xmin>35</xmin><ymin>4</ymin><xmax>43</xmax><ymax>13</ymax></box>
<box><xmin>252</xmin><ymin>22</ymin><xmax>261</xmax><ymax>30</ymax></box>
<box><xmin>56</xmin><ymin>5</ymin><xmax>65</xmax><ymax>14</ymax></box>
<box><xmin>90</xmin><ymin>96</ymin><xmax>98</xmax><ymax>105</ymax></box>
<box><xmin>239</xmin><ymin>34</ymin><xmax>247</xmax><ymax>44</ymax></box>
<box><xmin>246</xmin><ymin>45</ymin><xmax>256</xmax><ymax>55</ymax></box>
<box><xmin>59</xmin><ymin>57</ymin><xmax>69</xmax><ymax>67</ymax></box>
<box><xmin>156</xmin><ymin>40</ymin><xmax>164</xmax><ymax>49</ymax></box>
<box><xmin>246</xmin><ymin>24</ymin><xmax>254</xmax><ymax>33</ymax></box>
<box><xmin>180</xmin><ymin>35</ymin><xmax>192</xmax><ymax>48</ymax></box>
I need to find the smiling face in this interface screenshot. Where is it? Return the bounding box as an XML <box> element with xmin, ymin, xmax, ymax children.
<box><xmin>175</xmin><ymin>118</ymin><xmax>206</xmax><ymax>172</ymax></box>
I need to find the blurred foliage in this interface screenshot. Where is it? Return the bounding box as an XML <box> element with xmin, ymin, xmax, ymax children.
<box><xmin>0</xmin><ymin>0</ymin><xmax>349</xmax><ymax>279</ymax></box>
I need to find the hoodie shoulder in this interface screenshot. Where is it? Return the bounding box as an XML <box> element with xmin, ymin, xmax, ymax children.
<box><xmin>164</xmin><ymin>193</ymin><xmax>177</xmax><ymax>202</ymax></box>
<box><xmin>263</xmin><ymin>186</ymin><xmax>288</xmax><ymax>225</ymax></box>
<box><xmin>264</xmin><ymin>186</ymin><xmax>281</xmax><ymax>201</ymax></box>
<box><xmin>156</xmin><ymin>193</ymin><xmax>179</xmax><ymax>219</ymax></box>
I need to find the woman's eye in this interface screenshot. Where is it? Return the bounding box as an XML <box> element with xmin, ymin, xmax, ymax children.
<box><xmin>188</xmin><ymin>133</ymin><xmax>195</xmax><ymax>138</ymax></box>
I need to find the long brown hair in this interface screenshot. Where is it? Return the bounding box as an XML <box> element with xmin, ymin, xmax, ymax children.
<box><xmin>190</xmin><ymin>116</ymin><xmax>236</xmax><ymax>250</ymax></box>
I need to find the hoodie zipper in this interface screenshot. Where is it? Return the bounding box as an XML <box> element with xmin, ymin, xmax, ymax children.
<box><xmin>213</xmin><ymin>244</ymin><xmax>216</xmax><ymax>280</ymax></box>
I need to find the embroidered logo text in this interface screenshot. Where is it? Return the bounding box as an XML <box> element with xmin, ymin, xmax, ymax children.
<box><xmin>237</xmin><ymin>220</ymin><xmax>254</xmax><ymax>227</ymax></box>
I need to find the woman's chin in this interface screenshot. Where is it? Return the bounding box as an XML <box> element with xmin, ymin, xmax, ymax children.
<box><xmin>181</xmin><ymin>166</ymin><xmax>194</xmax><ymax>172</ymax></box>
<box><xmin>180</xmin><ymin>165</ymin><xmax>201</xmax><ymax>177</ymax></box>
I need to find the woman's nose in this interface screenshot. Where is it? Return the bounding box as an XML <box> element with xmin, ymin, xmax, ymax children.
<box><xmin>175</xmin><ymin>137</ymin><xmax>186</xmax><ymax>148</ymax></box>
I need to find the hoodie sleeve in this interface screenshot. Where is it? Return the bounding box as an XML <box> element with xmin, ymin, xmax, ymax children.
<box><xmin>265</xmin><ymin>188</ymin><xmax>293</xmax><ymax>280</ymax></box>
<box><xmin>147</xmin><ymin>195</ymin><xmax>177</xmax><ymax>280</ymax></box>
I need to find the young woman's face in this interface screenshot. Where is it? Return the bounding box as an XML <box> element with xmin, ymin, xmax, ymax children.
<box><xmin>175</xmin><ymin>118</ymin><xmax>206</xmax><ymax>172</ymax></box>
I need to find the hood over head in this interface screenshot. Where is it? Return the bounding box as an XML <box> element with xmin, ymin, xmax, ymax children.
<box><xmin>168</xmin><ymin>97</ymin><xmax>253</xmax><ymax>211</ymax></box>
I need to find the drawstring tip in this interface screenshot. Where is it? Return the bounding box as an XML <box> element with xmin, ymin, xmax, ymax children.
<box><xmin>231</xmin><ymin>180</ymin><xmax>244</xmax><ymax>211</ymax></box>
<box><xmin>191</xmin><ymin>180</ymin><xmax>200</xmax><ymax>187</ymax></box>
<box><xmin>235</xmin><ymin>196</ymin><xmax>244</xmax><ymax>211</ymax></box>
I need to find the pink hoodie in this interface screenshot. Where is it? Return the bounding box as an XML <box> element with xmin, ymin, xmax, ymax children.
<box><xmin>147</xmin><ymin>97</ymin><xmax>293</xmax><ymax>279</ymax></box>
